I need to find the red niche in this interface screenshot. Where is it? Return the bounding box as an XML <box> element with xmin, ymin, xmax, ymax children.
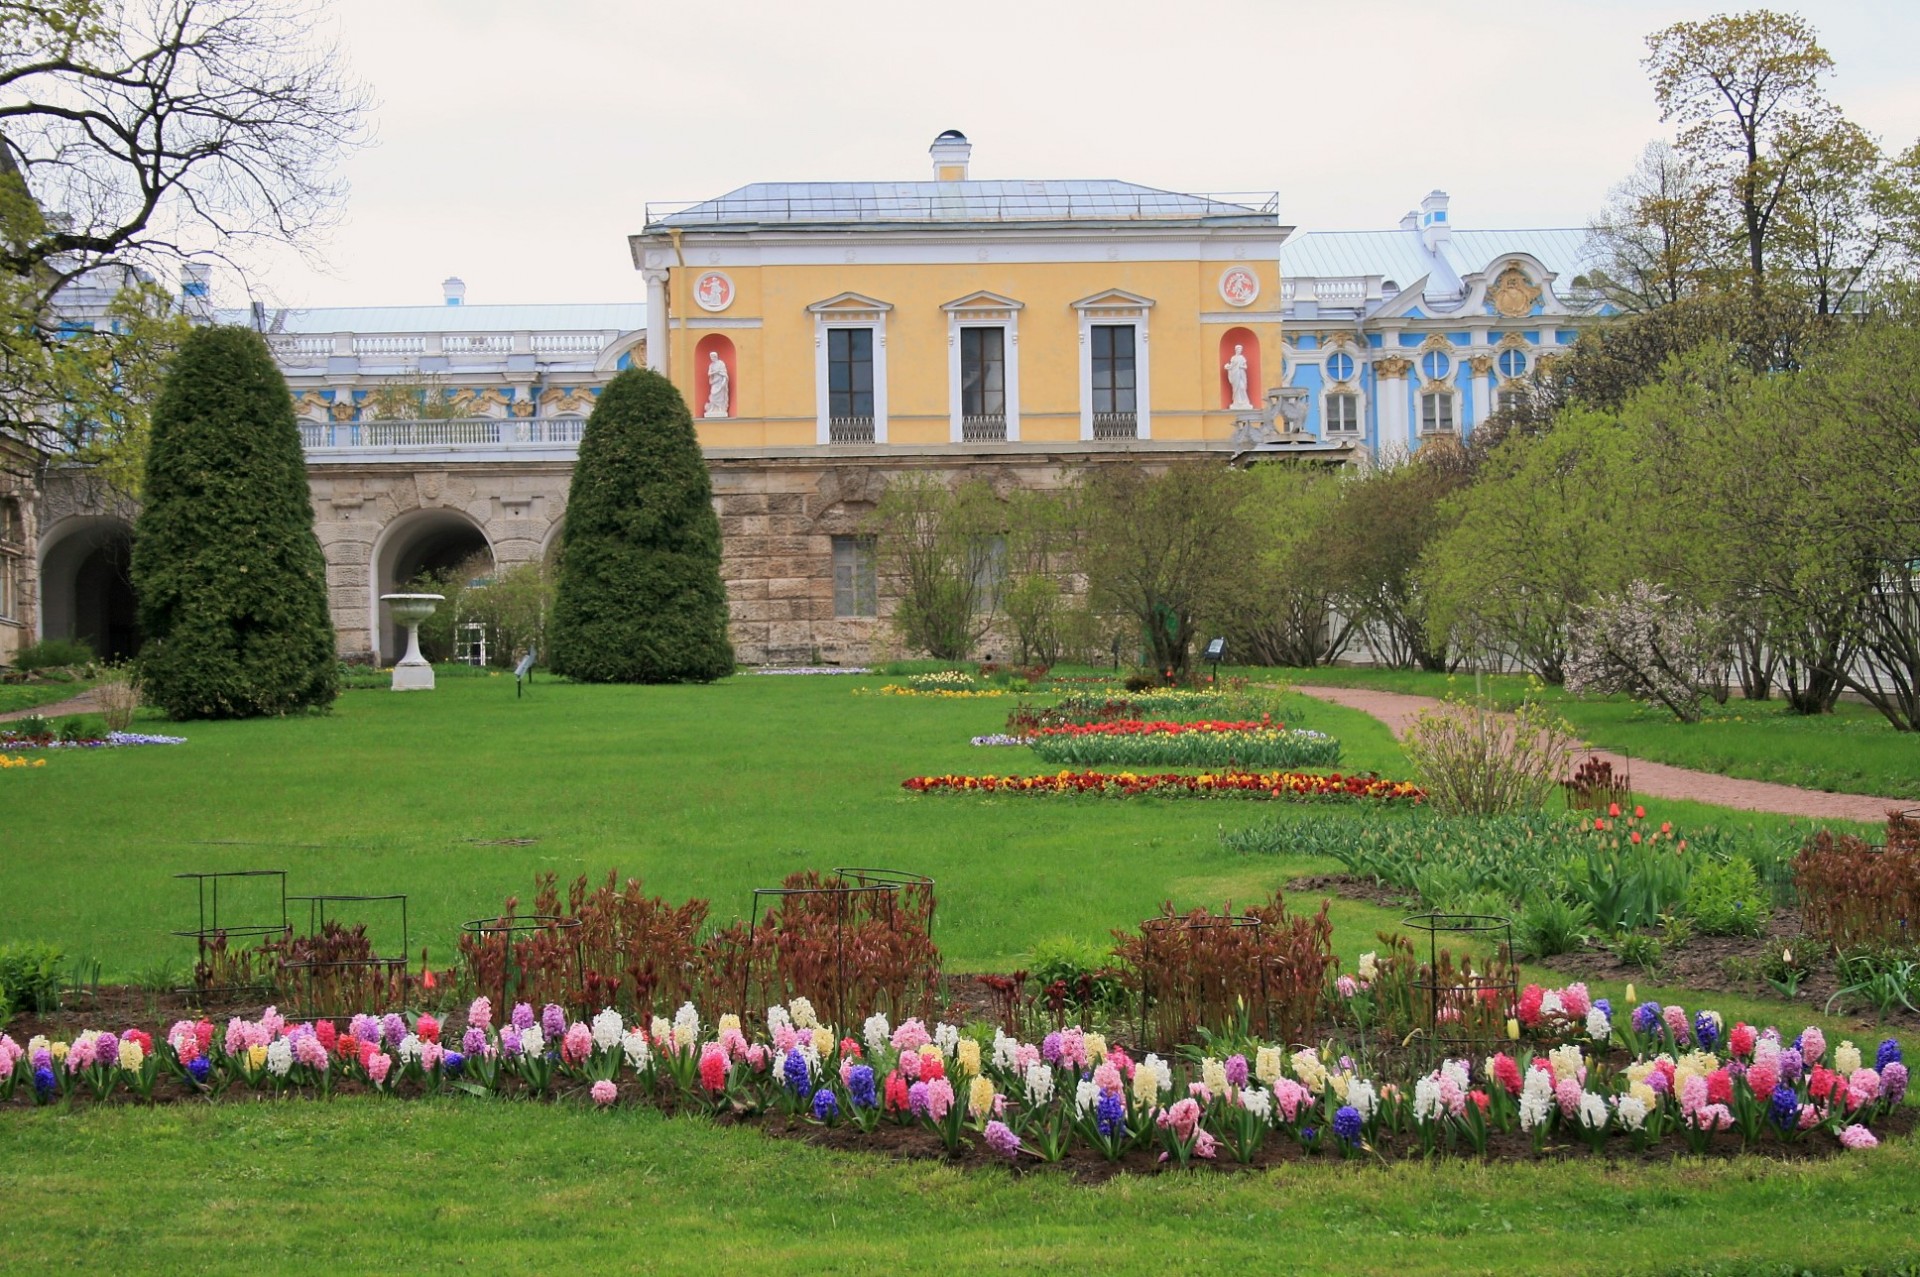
<box><xmin>693</xmin><ymin>333</ymin><xmax>737</xmax><ymax>419</ymax></box>
<box><xmin>1219</xmin><ymin>329</ymin><xmax>1261</xmax><ymax>411</ymax></box>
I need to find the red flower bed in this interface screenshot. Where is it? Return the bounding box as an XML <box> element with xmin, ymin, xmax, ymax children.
<box><xmin>900</xmin><ymin>769</ymin><xmax>1425</xmax><ymax>801</ymax></box>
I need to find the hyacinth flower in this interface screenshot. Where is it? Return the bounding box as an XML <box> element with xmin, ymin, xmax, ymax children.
<box><xmin>1219</xmin><ymin>1085</ymin><xmax>1271</xmax><ymax>1165</ymax></box>
<box><xmin>811</xmin><ymin>1087</ymin><xmax>840</xmax><ymax>1126</ymax></box>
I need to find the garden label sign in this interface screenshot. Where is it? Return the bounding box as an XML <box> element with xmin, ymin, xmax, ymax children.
<box><xmin>515</xmin><ymin>650</ymin><xmax>536</xmax><ymax>698</ymax></box>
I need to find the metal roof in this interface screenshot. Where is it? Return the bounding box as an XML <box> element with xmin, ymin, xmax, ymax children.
<box><xmin>647</xmin><ymin>181</ymin><xmax>1280</xmax><ymax>230</ymax></box>
<box><xmin>214</xmin><ymin>302</ymin><xmax>647</xmax><ymax>334</ymax></box>
<box><xmin>1281</xmin><ymin>226</ymin><xmax>1598</xmax><ymax>292</ymax></box>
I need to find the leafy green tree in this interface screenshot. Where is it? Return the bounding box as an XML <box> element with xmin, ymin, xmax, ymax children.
<box><xmin>1588</xmin><ymin>140</ymin><xmax>1728</xmax><ymax>311</ymax></box>
<box><xmin>547</xmin><ymin>368</ymin><xmax>733</xmax><ymax>683</ymax></box>
<box><xmin>866</xmin><ymin>473</ymin><xmax>1003</xmax><ymax>661</ymax></box>
<box><xmin>1078</xmin><ymin>463</ymin><xmax>1249</xmax><ymax>678</ymax></box>
<box><xmin>1332</xmin><ymin>451</ymin><xmax>1469</xmax><ymax>670</ymax></box>
<box><xmin>1221</xmin><ymin>464</ymin><xmax>1351</xmax><ymax>667</ymax></box>
<box><xmin>130</xmin><ymin>326</ymin><xmax>337</xmax><ymax>718</ymax></box>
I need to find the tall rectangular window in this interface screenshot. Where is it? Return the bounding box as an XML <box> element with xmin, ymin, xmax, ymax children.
<box><xmin>827</xmin><ymin>328</ymin><xmax>874</xmax><ymax>420</ymax></box>
<box><xmin>1495</xmin><ymin>388</ymin><xmax>1527</xmax><ymax>418</ymax></box>
<box><xmin>1325</xmin><ymin>393</ymin><xmax>1358</xmax><ymax>433</ymax></box>
<box><xmin>832</xmin><ymin>535</ymin><xmax>876</xmax><ymax>618</ymax></box>
<box><xmin>1091</xmin><ymin>324</ymin><xmax>1136</xmax><ymax>415</ymax></box>
<box><xmin>1421</xmin><ymin>392</ymin><xmax>1455</xmax><ymax>434</ymax></box>
<box><xmin>960</xmin><ymin>326</ymin><xmax>1005</xmax><ymax>417</ymax></box>
<box><xmin>0</xmin><ymin>557</ymin><xmax>13</xmax><ymax>620</ymax></box>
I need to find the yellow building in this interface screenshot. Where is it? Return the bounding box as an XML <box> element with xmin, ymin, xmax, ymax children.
<box><xmin>632</xmin><ymin>131</ymin><xmax>1289</xmax><ymax>456</ymax></box>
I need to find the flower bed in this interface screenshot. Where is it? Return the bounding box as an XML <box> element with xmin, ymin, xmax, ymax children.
<box><xmin>1027</xmin><ymin>718</ymin><xmax>1341</xmax><ymax>769</ymax></box>
<box><xmin>856</xmin><ymin>684</ymin><xmax>1008</xmax><ymax>699</ymax></box>
<box><xmin>751</xmin><ymin>667</ymin><xmax>873</xmax><ymax>676</ymax></box>
<box><xmin>1</xmin><ymin>754</ymin><xmax>46</xmax><ymax>770</ymax></box>
<box><xmin>902</xmin><ymin>769</ymin><xmax>1423</xmax><ymax>802</ymax></box>
<box><xmin>1</xmin><ymin>730</ymin><xmax>186</xmax><ymax>750</ymax></box>
<box><xmin>1</xmin><ymin>988</ymin><xmax>1904</xmax><ymax>1169</ymax></box>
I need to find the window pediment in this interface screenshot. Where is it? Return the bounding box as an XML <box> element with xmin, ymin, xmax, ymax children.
<box><xmin>1072</xmin><ymin>288</ymin><xmax>1156</xmax><ymax>314</ymax></box>
<box><xmin>807</xmin><ymin>291</ymin><xmax>893</xmax><ymax>319</ymax></box>
<box><xmin>941</xmin><ymin>290</ymin><xmax>1025</xmax><ymax>314</ymax></box>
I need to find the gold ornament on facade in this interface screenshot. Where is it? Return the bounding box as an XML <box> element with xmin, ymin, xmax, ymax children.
<box><xmin>328</xmin><ymin>400</ymin><xmax>355</xmax><ymax>422</ymax></box>
<box><xmin>1489</xmin><ymin>263</ymin><xmax>1542</xmax><ymax>318</ymax></box>
<box><xmin>1420</xmin><ymin>332</ymin><xmax>1453</xmax><ymax>353</ymax></box>
<box><xmin>296</xmin><ymin>391</ymin><xmax>331</xmax><ymax>419</ymax></box>
<box><xmin>1467</xmin><ymin>353</ymin><xmax>1494</xmax><ymax>376</ymax></box>
<box><xmin>1373</xmin><ymin>355</ymin><xmax>1412</xmax><ymax>378</ymax></box>
<box><xmin>1496</xmin><ymin>331</ymin><xmax>1530</xmax><ymax>351</ymax></box>
<box><xmin>509</xmin><ymin>400</ymin><xmax>535</xmax><ymax>418</ymax></box>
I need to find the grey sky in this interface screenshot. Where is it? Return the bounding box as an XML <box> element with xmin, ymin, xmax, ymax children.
<box><xmin>246</xmin><ymin>0</ymin><xmax>1920</xmax><ymax>311</ymax></box>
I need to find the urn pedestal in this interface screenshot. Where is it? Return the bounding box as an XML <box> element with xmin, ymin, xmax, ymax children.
<box><xmin>380</xmin><ymin>593</ymin><xmax>445</xmax><ymax>691</ymax></box>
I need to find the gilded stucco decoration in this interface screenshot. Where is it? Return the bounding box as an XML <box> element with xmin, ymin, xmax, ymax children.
<box><xmin>1373</xmin><ymin>355</ymin><xmax>1412</xmax><ymax>378</ymax></box>
<box><xmin>1467</xmin><ymin>353</ymin><xmax>1495</xmax><ymax>376</ymax></box>
<box><xmin>1489</xmin><ymin>263</ymin><xmax>1542</xmax><ymax>318</ymax></box>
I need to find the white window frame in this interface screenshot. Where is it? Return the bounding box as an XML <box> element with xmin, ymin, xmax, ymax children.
<box><xmin>1073</xmin><ymin>290</ymin><xmax>1155</xmax><ymax>441</ymax></box>
<box><xmin>1420</xmin><ymin>389</ymin><xmax>1458</xmax><ymax>435</ymax></box>
<box><xmin>1323</xmin><ymin>389</ymin><xmax>1362</xmax><ymax>435</ymax></box>
<box><xmin>942</xmin><ymin>293</ymin><xmax>1022</xmax><ymax>444</ymax></box>
<box><xmin>808</xmin><ymin>293</ymin><xmax>892</xmax><ymax>445</ymax></box>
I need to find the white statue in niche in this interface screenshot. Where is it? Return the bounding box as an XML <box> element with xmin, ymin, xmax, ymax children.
<box><xmin>704</xmin><ymin>351</ymin><xmax>730</xmax><ymax>418</ymax></box>
<box><xmin>1225</xmin><ymin>344</ymin><xmax>1253</xmax><ymax>410</ymax></box>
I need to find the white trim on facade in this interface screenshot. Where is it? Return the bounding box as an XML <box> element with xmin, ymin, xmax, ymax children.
<box><xmin>808</xmin><ymin>292</ymin><xmax>892</xmax><ymax>446</ymax></box>
<box><xmin>1072</xmin><ymin>289</ymin><xmax>1155</xmax><ymax>441</ymax></box>
<box><xmin>941</xmin><ymin>292</ymin><xmax>1024</xmax><ymax>444</ymax></box>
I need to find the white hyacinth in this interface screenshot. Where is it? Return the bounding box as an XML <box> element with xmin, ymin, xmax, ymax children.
<box><xmin>1074</xmin><ymin>1077</ymin><xmax>1099</xmax><ymax>1115</ymax></box>
<box><xmin>1519</xmin><ymin>1069</ymin><xmax>1555</xmax><ymax>1131</ymax></box>
<box><xmin>1024</xmin><ymin>1061</ymin><xmax>1055</xmax><ymax>1106</ymax></box>
<box><xmin>649</xmin><ymin>1016</ymin><xmax>671</xmax><ymax>1046</ymax></box>
<box><xmin>992</xmin><ymin>1028</ymin><xmax>1020</xmax><ymax>1072</ymax></box>
<box><xmin>1440</xmin><ymin>1058</ymin><xmax>1470</xmax><ymax>1093</ymax></box>
<box><xmin>1613</xmin><ymin>1094</ymin><xmax>1648</xmax><ymax>1131</ymax></box>
<box><xmin>1540</xmin><ymin>991</ymin><xmax>1565</xmax><ymax>1019</ymax></box>
<box><xmin>1255</xmin><ymin>1045</ymin><xmax>1284</xmax><ymax>1086</ymax></box>
<box><xmin>265</xmin><ymin>1038</ymin><xmax>293</xmax><ymax>1078</ymax></box>
<box><xmin>673</xmin><ymin>1003</ymin><xmax>700</xmax><ymax>1051</ymax></box>
<box><xmin>863</xmin><ymin>1013</ymin><xmax>890</xmax><ymax>1058</ymax></box>
<box><xmin>1578</xmin><ymin>1091</ymin><xmax>1610</xmax><ymax>1131</ymax></box>
<box><xmin>1586</xmin><ymin>1007</ymin><xmax>1611</xmax><ymax>1043</ymax></box>
<box><xmin>591</xmin><ymin>1008</ymin><xmax>624</xmax><ymax>1052</ymax></box>
<box><xmin>620</xmin><ymin>1028</ymin><xmax>650</xmax><ymax>1072</ymax></box>
<box><xmin>1413</xmin><ymin>1075</ymin><xmax>1444</xmax><ymax>1123</ymax></box>
<box><xmin>787</xmin><ymin>997</ymin><xmax>819</xmax><ymax>1031</ymax></box>
<box><xmin>767</xmin><ymin>1004</ymin><xmax>792</xmax><ymax>1036</ymax></box>
<box><xmin>1345</xmin><ymin>1078</ymin><xmax>1378</xmax><ymax>1121</ymax></box>
<box><xmin>1140</xmin><ymin>1053</ymin><xmax>1174</xmax><ymax>1095</ymax></box>
<box><xmin>519</xmin><ymin>1025</ymin><xmax>546</xmax><ymax>1058</ymax></box>
<box><xmin>1239</xmin><ymin>1087</ymin><xmax>1273</xmax><ymax>1122</ymax></box>
<box><xmin>934</xmin><ymin>1022</ymin><xmax>960</xmax><ymax>1056</ymax></box>
<box><xmin>397</xmin><ymin>1033</ymin><xmax>422</xmax><ymax>1064</ymax></box>
<box><xmin>1357</xmin><ymin>951</ymin><xmax>1378</xmax><ymax>982</ymax></box>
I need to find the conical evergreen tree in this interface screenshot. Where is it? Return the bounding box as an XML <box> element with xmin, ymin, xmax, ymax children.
<box><xmin>548</xmin><ymin>367</ymin><xmax>734</xmax><ymax>682</ymax></box>
<box><xmin>131</xmin><ymin>326</ymin><xmax>338</xmax><ymax>718</ymax></box>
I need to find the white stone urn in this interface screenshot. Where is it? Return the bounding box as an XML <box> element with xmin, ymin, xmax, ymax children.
<box><xmin>381</xmin><ymin>592</ymin><xmax>445</xmax><ymax>691</ymax></box>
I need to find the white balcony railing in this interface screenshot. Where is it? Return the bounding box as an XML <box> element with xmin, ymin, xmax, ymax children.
<box><xmin>300</xmin><ymin>417</ymin><xmax>587</xmax><ymax>450</ymax></box>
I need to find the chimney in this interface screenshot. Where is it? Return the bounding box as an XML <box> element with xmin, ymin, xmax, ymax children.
<box><xmin>179</xmin><ymin>262</ymin><xmax>213</xmax><ymax>323</ymax></box>
<box><xmin>1399</xmin><ymin>209</ymin><xmax>1418</xmax><ymax>232</ymax></box>
<box><xmin>929</xmin><ymin>129</ymin><xmax>971</xmax><ymax>182</ymax></box>
<box><xmin>1420</xmin><ymin>190</ymin><xmax>1451</xmax><ymax>253</ymax></box>
<box><xmin>442</xmin><ymin>276</ymin><xmax>466</xmax><ymax>307</ymax></box>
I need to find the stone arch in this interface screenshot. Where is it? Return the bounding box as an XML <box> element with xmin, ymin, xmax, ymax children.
<box><xmin>38</xmin><ymin>514</ymin><xmax>138</xmax><ymax>660</ymax></box>
<box><xmin>368</xmin><ymin>507</ymin><xmax>495</xmax><ymax>661</ymax></box>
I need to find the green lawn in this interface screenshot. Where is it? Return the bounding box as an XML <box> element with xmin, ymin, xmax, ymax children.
<box><xmin>1277</xmin><ymin>665</ymin><xmax>1920</xmax><ymax>801</ymax></box>
<box><xmin>0</xmin><ymin>672</ymin><xmax>99</xmax><ymax>715</ymax></box>
<box><xmin>3</xmin><ymin>671</ymin><xmax>1916</xmax><ymax>1273</ymax></box>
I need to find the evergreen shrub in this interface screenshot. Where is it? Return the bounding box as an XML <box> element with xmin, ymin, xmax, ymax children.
<box><xmin>548</xmin><ymin>368</ymin><xmax>733</xmax><ymax>682</ymax></box>
<box><xmin>131</xmin><ymin>326</ymin><xmax>337</xmax><ymax>718</ymax></box>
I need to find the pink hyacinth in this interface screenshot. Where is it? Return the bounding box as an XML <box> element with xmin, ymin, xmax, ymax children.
<box><xmin>1057</xmin><ymin>1028</ymin><xmax>1088</xmax><ymax>1072</ymax></box>
<box><xmin>562</xmin><ymin>1023</ymin><xmax>592</xmax><ymax>1066</ymax></box>
<box><xmin>259</xmin><ymin>1007</ymin><xmax>286</xmax><ymax>1038</ymax></box>
<box><xmin>1729</xmin><ymin>1022</ymin><xmax>1756</xmax><ymax>1059</ymax></box>
<box><xmin>1554</xmin><ymin>1076</ymin><xmax>1582</xmax><ymax>1119</ymax></box>
<box><xmin>1847</xmin><ymin>1069</ymin><xmax>1881</xmax><ymax>1109</ymax></box>
<box><xmin>1160</xmin><ymin>1097</ymin><xmax>1201</xmax><ymax>1140</ymax></box>
<box><xmin>1093</xmin><ymin>1062</ymin><xmax>1122</xmax><ymax>1095</ymax></box>
<box><xmin>419</xmin><ymin>1041</ymin><xmax>442</xmax><ymax>1071</ymax></box>
<box><xmin>1189</xmin><ymin>1081</ymin><xmax>1213</xmax><ymax>1106</ymax></box>
<box><xmin>1800</xmin><ymin>1027</ymin><xmax>1827</xmax><ymax>1066</ymax></box>
<box><xmin>1560</xmin><ymin>983</ymin><xmax>1591</xmax><ymax>1019</ymax></box>
<box><xmin>720</xmin><ymin>1028</ymin><xmax>749</xmax><ymax>1061</ymax></box>
<box><xmin>367</xmin><ymin>1052</ymin><xmax>392</xmax><ymax>1088</ymax></box>
<box><xmin>1839</xmin><ymin>1123</ymin><xmax>1878</xmax><ymax>1150</ymax></box>
<box><xmin>898</xmin><ymin>1049</ymin><xmax>922</xmax><ymax>1080</ymax></box>
<box><xmin>1691</xmin><ymin>1103</ymin><xmax>1732</xmax><ymax>1132</ymax></box>
<box><xmin>1680</xmin><ymin>1073</ymin><xmax>1708</xmax><ymax>1118</ymax></box>
<box><xmin>1663</xmin><ymin>1005</ymin><xmax>1690</xmax><ymax>1042</ymax></box>
<box><xmin>1192</xmin><ymin>1129</ymin><xmax>1219</xmax><ymax>1160</ymax></box>
<box><xmin>890</xmin><ymin>1018</ymin><xmax>932</xmax><ymax>1052</ymax></box>
<box><xmin>1273</xmin><ymin>1078</ymin><xmax>1310</xmax><ymax>1122</ymax></box>
<box><xmin>591</xmin><ymin>1079</ymin><xmax>618</xmax><ymax>1107</ymax></box>
<box><xmin>1014</xmin><ymin>1043</ymin><xmax>1040</xmax><ymax>1073</ymax></box>
<box><xmin>293</xmin><ymin>1034</ymin><xmax>329</xmax><ymax>1070</ymax></box>
<box><xmin>467</xmin><ymin>997</ymin><xmax>493</xmax><ymax>1032</ymax></box>
<box><xmin>1746</xmin><ymin>1063</ymin><xmax>1778</xmax><ymax>1102</ymax></box>
<box><xmin>745</xmin><ymin>1044</ymin><xmax>769</xmax><ymax>1071</ymax></box>
<box><xmin>925</xmin><ymin>1077</ymin><xmax>955</xmax><ymax>1121</ymax></box>
<box><xmin>1109</xmin><ymin>1047</ymin><xmax>1135</xmax><ymax>1079</ymax></box>
<box><xmin>772</xmin><ymin>1024</ymin><xmax>800</xmax><ymax>1054</ymax></box>
<box><xmin>1335</xmin><ymin>975</ymin><xmax>1359</xmax><ymax>998</ymax></box>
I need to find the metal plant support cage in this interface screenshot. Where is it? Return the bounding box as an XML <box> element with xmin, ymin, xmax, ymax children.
<box><xmin>739</xmin><ymin>866</ymin><xmax>936</xmax><ymax>1031</ymax></box>
<box><xmin>459</xmin><ymin>914</ymin><xmax>584</xmax><ymax>1014</ymax></box>
<box><xmin>172</xmin><ymin>869</ymin><xmax>288</xmax><ymax>1003</ymax></box>
<box><xmin>1889</xmin><ymin>808</ymin><xmax>1920</xmax><ymax>853</ymax></box>
<box><xmin>1135</xmin><ymin>913</ymin><xmax>1267</xmax><ymax>1052</ymax></box>
<box><xmin>1403</xmin><ymin>911</ymin><xmax>1518</xmax><ymax>1058</ymax></box>
<box><xmin>280</xmin><ymin>893</ymin><xmax>410</xmax><ymax>1018</ymax></box>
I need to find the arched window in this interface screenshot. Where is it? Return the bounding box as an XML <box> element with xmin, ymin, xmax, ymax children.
<box><xmin>1420</xmin><ymin>351</ymin><xmax>1451</xmax><ymax>381</ymax></box>
<box><xmin>1326</xmin><ymin>352</ymin><xmax>1354</xmax><ymax>382</ymax></box>
<box><xmin>1497</xmin><ymin>349</ymin><xmax>1528</xmax><ymax>380</ymax></box>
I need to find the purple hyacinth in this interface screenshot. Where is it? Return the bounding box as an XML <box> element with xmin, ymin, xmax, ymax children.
<box><xmin>382</xmin><ymin>1014</ymin><xmax>408</xmax><ymax>1050</ymax></box>
<box><xmin>1884</xmin><ymin>1062</ymin><xmax>1909</xmax><ymax>1106</ymax></box>
<box><xmin>783</xmin><ymin>1049</ymin><xmax>809</xmax><ymax>1095</ymax></box>
<box><xmin>1768</xmin><ymin>1084</ymin><xmax>1800</xmax><ymax>1133</ymax></box>
<box><xmin>462</xmin><ymin>1026</ymin><xmax>487</xmax><ymax>1056</ymax></box>
<box><xmin>33</xmin><ymin>1066</ymin><xmax>56</xmax><ymax>1097</ymax></box>
<box><xmin>1693</xmin><ymin>1013</ymin><xmax>1719</xmax><ymax>1053</ymax></box>
<box><xmin>1334</xmin><ymin>1105</ymin><xmax>1363</xmax><ymax>1146</ymax></box>
<box><xmin>350</xmin><ymin>1014</ymin><xmax>380</xmax><ymax>1045</ymax></box>
<box><xmin>511</xmin><ymin>1003</ymin><xmax>535</xmax><ymax>1031</ymax></box>
<box><xmin>97</xmin><ymin>1032</ymin><xmax>118</xmax><ymax>1061</ymax></box>
<box><xmin>1041</xmin><ymin>1032</ymin><xmax>1063</xmax><ymax>1065</ymax></box>
<box><xmin>985</xmin><ymin>1120</ymin><xmax>1021</xmax><ymax>1160</ymax></box>
<box><xmin>1225</xmin><ymin>1055</ymin><xmax>1249</xmax><ymax>1088</ymax></box>
<box><xmin>1647</xmin><ymin>1069</ymin><xmax>1671</xmax><ymax>1097</ymax></box>
<box><xmin>812</xmin><ymin>1088</ymin><xmax>839</xmax><ymax>1122</ymax></box>
<box><xmin>1595</xmin><ymin>999</ymin><xmax>1612</xmax><ymax>1018</ymax></box>
<box><xmin>186</xmin><ymin>1056</ymin><xmax>211</xmax><ymax>1084</ymax></box>
<box><xmin>1778</xmin><ymin>1047</ymin><xmax>1804</xmax><ymax>1083</ymax></box>
<box><xmin>1095</xmin><ymin>1088</ymin><xmax>1125</xmax><ymax>1138</ymax></box>
<box><xmin>443</xmin><ymin>1051</ymin><xmax>465</xmax><ymax>1078</ymax></box>
<box><xmin>1632</xmin><ymin>1002</ymin><xmax>1662</xmax><ymax>1036</ymax></box>
<box><xmin>908</xmin><ymin>1080</ymin><xmax>931</xmax><ymax>1117</ymax></box>
<box><xmin>1877</xmin><ymin>1039</ymin><xmax>1903</xmax><ymax>1071</ymax></box>
<box><xmin>501</xmin><ymin>1026</ymin><xmax>523</xmax><ymax>1059</ymax></box>
<box><xmin>847</xmin><ymin>1064</ymin><xmax>877</xmax><ymax>1109</ymax></box>
<box><xmin>541</xmin><ymin>1004</ymin><xmax>565</xmax><ymax>1039</ymax></box>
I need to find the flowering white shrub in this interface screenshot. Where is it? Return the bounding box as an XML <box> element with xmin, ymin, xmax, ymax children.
<box><xmin>1566</xmin><ymin>581</ymin><xmax>1729</xmax><ymax>723</ymax></box>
